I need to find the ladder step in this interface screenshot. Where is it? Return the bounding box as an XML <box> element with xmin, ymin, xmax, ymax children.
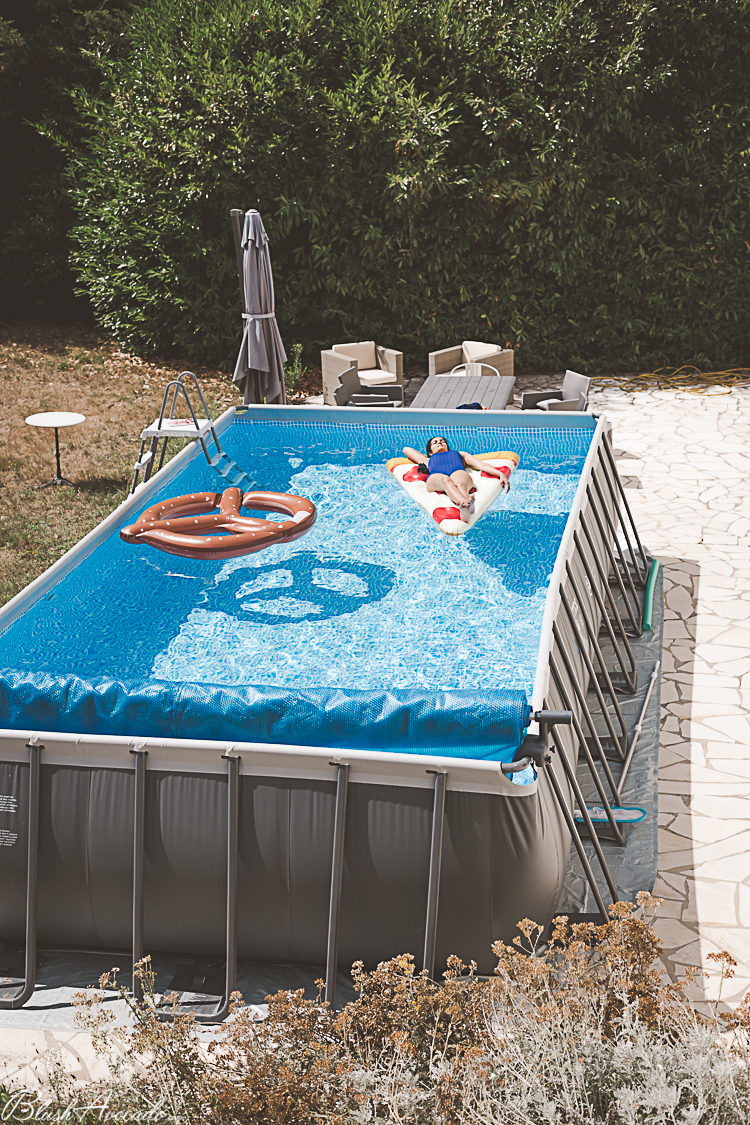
<box><xmin>585</xmin><ymin>736</ymin><xmax>627</xmax><ymax>762</ymax></box>
<box><xmin>208</xmin><ymin>453</ymin><xmax>252</xmax><ymax>491</ymax></box>
<box><xmin>595</xmin><ymin>671</ymin><xmax>638</xmax><ymax>695</ymax></box>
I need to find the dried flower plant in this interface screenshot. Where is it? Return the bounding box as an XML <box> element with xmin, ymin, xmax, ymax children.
<box><xmin>5</xmin><ymin>898</ymin><xmax>750</xmax><ymax>1124</ymax></box>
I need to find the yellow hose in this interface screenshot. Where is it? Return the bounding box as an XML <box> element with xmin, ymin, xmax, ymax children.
<box><xmin>593</xmin><ymin>366</ymin><xmax>750</xmax><ymax>396</ymax></box>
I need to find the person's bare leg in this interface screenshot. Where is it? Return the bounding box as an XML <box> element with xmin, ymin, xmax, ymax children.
<box><xmin>427</xmin><ymin>471</ymin><xmax>473</xmax><ymax>520</ymax></box>
<box><xmin>451</xmin><ymin>470</ymin><xmax>475</xmax><ymax>519</ymax></box>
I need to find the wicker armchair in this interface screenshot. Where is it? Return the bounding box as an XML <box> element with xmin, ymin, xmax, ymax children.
<box><xmin>428</xmin><ymin>340</ymin><xmax>514</xmax><ymax>378</ymax></box>
<box><xmin>521</xmin><ymin>370</ymin><xmax>591</xmax><ymax>411</ymax></box>
<box><xmin>321</xmin><ymin>340</ymin><xmax>404</xmax><ymax>406</ymax></box>
<box><xmin>333</xmin><ymin>367</ymin><xmax>403</xmax><ymax>408</ymax></box>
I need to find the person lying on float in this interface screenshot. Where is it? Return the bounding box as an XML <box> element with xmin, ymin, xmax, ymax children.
<box><xmin>402</xmin><ymin>436</ymin><xmax>510</xmax><ymax>523</ymax></box>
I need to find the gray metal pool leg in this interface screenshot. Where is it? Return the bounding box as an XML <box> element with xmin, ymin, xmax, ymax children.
<box><xmin>552</xmin><ymin>741</ymin><xmax>619</xmax><ymax>904</ymax></box>
<box><xmin>157</xmin><ymin>752</ymin><xmax>240</xmax><ymax>1024</ymax></box>
<box><xmin>130</xmin><ymin>746</ymin><xmax>148</xmax><ymax>1001</ymax></box>
<box><xmin>549</xmin><ymin>654</ymin><xmax>626</xmax><ymax>837</ymax></box>
<box><xmin>519</xmin><ymin>711</ymin><xmax>613</xmax><ymax>921</ymax></box>
<box><xmin>564</xmin><ymin>568</ymin><xmax>630</xmax><ymax>740</ymax></box>
<box><xmin>0</xmin><ymin>739</ymin><xmax>41</xmax><ymax>1010</ymax></box>
<box><xmin>325</xmin><ymin>762</ymin><xmax>349</xmax><ymax>1009</ymax></box>
<box><xmin>423</xmin><ymin>770</ymin><xmax>447</xmax><ymax>980</ymax></box>
<box><xmin>590</xmin><ymin>473</ymin><xmax>644</xmax><ymax>634</ymax></box>
<box><xmin>600</xmin><ymin>434</ymin><xmax>649</xmax><ymax>587</ymax></box>
<box><xmin>195</xmin><ymin>752</ymin><xmax>239</xmax><ymax>1023</ymax></box>
<box><xmin>556</xmin><ymin>590</ymin><xmax>628</xmax><ymax>760</ymax></box>
<box><xmin>575</xmin><ymin>524</ymin><xmax>638</xmax><ymax>694</ymax></box>
<box><xmin>545</xmin><ymin>761</ymin><xmax>609</xmax><ymax>921</ymax></box>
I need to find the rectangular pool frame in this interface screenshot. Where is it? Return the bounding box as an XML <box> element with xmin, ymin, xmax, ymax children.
<box><xmin>0</xmin><ymin>404</ymin><xmax>653</xmax><ymax>1014</ymax></box>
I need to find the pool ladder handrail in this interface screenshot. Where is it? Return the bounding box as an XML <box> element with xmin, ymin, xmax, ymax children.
<box><xmin>130</xmin><ymin>371</ymin><xmax>252</xmax><ymax>495</ymax></box>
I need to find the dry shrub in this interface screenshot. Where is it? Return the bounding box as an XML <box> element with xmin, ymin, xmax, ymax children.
<box><xmin>11</xmin><ymin>894</ymin><xmax>749</xmax><ymax>1124</ymax></box>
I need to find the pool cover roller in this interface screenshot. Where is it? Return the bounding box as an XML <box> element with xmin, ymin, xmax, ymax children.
<box><xmin>0</xmin><ymin>670</ymin><xmax>531</xmax><ymax>760</ymax></box>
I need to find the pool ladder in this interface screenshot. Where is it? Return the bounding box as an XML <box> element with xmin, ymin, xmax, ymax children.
<box><xmin>130</xmin><ymin>371</ymin><xmax>253</xmax><ymax>494</ymax></box>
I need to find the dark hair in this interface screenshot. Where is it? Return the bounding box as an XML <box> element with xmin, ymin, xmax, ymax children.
<box><xmin>426</xmin><ymin>436</ymin><xmax>449</xmax><ymax>454</ymax></box>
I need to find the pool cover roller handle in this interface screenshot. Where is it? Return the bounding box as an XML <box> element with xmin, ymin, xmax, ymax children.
<box><xmin>0</xmin><ymin>738</ymin><xmax>41</xmax><ymax>1010</ymax></box>
<box><xmin>515</xmin><ymin>710</ymin><xmax>573</xmax><ymax>768</ymax></box>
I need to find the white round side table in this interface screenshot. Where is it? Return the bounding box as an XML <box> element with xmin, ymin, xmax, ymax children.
<box><xmin>25</xmin><ymin>411</ymin><xmax>86</xmax><ymax>489</ymax></box>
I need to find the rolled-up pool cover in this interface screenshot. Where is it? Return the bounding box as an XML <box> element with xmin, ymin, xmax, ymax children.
<box><xmin>0</xmin><ymin>670</ymin><xmax>530</xmax><ymax>759</ymax></box>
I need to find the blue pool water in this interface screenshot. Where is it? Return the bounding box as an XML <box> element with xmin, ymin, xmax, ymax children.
<box><xmin>0</xmin><ymin>418</ymin><xmax>591</xmax><ymax>701</ymax></box>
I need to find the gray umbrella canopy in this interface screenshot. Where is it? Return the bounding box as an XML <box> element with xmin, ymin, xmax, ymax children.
<box><xmin>232</xmin><ymin>210</ymin><xmax>287</xmax><ymax>404</ymax></box>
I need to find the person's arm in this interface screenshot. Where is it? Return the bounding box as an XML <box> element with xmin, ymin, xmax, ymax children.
<box><xmin>461</xmin><ymin>452</ymin><xmax>510</xmax><ymax>490</ymax></box>
<box><xmin>403</xmin><ymin>446</ymin><xmax>429</xmax><ymax>467</ymax></box>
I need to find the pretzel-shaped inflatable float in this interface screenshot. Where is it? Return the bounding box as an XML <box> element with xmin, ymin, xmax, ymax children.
<box><xmin>120</xmin><ymin>487</ymin><xmax>316</xmax><ymax>560</ymax></box>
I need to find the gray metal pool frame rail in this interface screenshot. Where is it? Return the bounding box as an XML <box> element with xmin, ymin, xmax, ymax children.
<box><xmin>0</xmin><ymin>738</ymin><xmax>40</xmax><ymax>1010</ymax></box>
<box><xmin>0</xmin><ymin>405</ymin><xmax>658</xmax><ymax>1017</ymax></box>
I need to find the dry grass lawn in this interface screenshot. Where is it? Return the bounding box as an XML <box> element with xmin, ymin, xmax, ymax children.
<box><xmin>0</xmin><ymin>322</ymin><xmax>246</xmax><ymax>607</ymax></box>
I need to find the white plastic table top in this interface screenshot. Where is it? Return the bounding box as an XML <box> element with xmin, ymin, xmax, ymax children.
<box><xmin>25</xmin><ymin>411</ymin><xmax>86</xmax><ymax>428</ymax></box>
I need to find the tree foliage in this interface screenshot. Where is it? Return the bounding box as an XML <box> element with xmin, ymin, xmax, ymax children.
<box><xmin>0</xmin><ymin>0</ymin><xmax>132</xmax><ymax>318</ymax></box>
<box><xmin>15</xmin><ymin>0</ymin><xmax>750</xmax><ymax>368</ymax></box>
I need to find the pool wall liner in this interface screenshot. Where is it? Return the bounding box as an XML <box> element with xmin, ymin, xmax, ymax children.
<box><xmin>0</xmin><ymin>763</ymin><xmax>560</xmax><ymax>975</ymax></box>
<box><xmin>0</xmin><ymin>406</ymin><xmax>654</xmax><ymax>986</ymax></box>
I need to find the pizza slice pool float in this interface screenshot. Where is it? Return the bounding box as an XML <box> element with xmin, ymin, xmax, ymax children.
<box><xmin>386</xmin><ymin>451</ymin><xmax>519</xmax><ymax>536</ymax></box>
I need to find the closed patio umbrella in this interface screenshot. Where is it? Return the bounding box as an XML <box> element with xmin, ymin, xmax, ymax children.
<box><xmin>231</xmin><ymin>208</ymin><xmax>287</xmax><ymax>404</ymax></box>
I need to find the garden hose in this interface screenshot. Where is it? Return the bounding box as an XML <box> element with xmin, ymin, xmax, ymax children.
<box><xmin>642</xmin><ymin>558</ymin><xmax>661</xmax><ymax>632</ymax></box>
<box><xmin>594</xmin><ymin>365</ymin><xmax>750</xmax><ymax>396</ymax></box>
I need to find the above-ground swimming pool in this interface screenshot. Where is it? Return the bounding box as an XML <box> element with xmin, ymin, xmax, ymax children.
<box><xmin>0</xmin><ymin>413</ymin><xmax>593</xmax><ymax>758</ymax></box>
<box><xmin>0</xmin><ymin>404</ymin><xmax>649</xmax><ymax>992</ymax></box>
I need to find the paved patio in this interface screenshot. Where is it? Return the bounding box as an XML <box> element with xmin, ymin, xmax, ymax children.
<box><xmin>585</xmin><ymin>379</ymin><xmax>750</xmax><ymax>1005</ymax></box>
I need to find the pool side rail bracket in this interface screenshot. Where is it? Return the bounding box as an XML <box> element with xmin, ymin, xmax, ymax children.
<box><xmin>422</xmin><ymin>769</ymin><xmax>448</xmax><ymax>982</ymax></box>
<box><xmin>129</xmin><ymin>742</ymin><xmax>148</xmax><ymax>1002</ymax></box>
<box><xmin>324</xmin><ymin>761</ymin><xmax>350</xmax><ymax>1009</ymax></box>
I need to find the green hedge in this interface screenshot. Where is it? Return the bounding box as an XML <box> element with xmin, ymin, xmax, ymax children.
<box><xmin>66</xmin><ymin>0</ymin><xmax>750</xmax><ymax>370</ymax></box>
<box><xmin>0</xmin><ymin>0</ymin><xmax>132</xmax><ymax>319</ymax></box>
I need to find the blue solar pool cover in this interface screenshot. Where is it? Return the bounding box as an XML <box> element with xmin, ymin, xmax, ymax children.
<box><xmin>0</xmin><ymin>670</ymin><xmax>531</xmax><ymax>760</ymax></box>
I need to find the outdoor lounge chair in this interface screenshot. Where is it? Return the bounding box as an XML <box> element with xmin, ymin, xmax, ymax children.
<box><xmin>321</xmin><ymin>340</ymin><xmax>404</xmax><ymax>405</ymax></box>
<box><xmin>333</xmin><ymin>367</ymin><xmax>403</xmax><ymax>408</ymax></box>
<box><xmin>428</xmin><ymin>340</ymin><xmax>514</xmax><ymax>378</ymax></box>
<box><xmin>521</xmin><ymin>369</ymin><xmax>591</xmax><ymax>411</ymax></box>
